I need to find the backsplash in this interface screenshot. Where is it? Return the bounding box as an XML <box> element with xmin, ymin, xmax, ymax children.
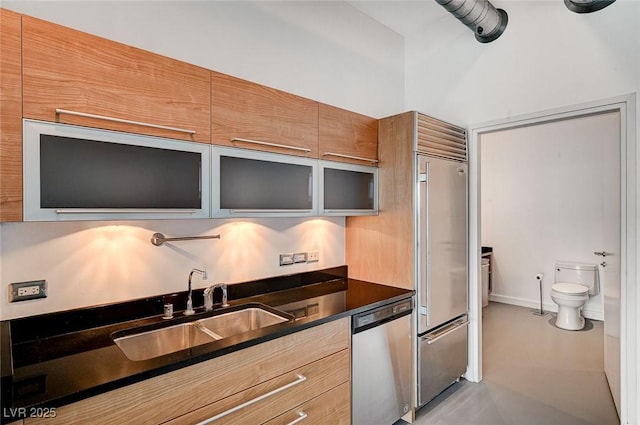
<box><xmin>0</xmin><ymin>217</ymin><xmax>345</xmax><ymax>320</ymax></box>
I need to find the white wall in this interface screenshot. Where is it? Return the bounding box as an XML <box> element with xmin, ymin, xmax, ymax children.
<box><xmin>2</xmin><ymin>1</ymin><xmax>405</xmax><ymax>118</ymax></box>
<box><xmin>403</xmin><ymin>0</ymin><xmax>640</xmax><ymax>126</ymax></box>
<box><xmin>0</xmin><ymin>218</ymin><xmax>344</xmax><ymax>320</ymax></box>
<box><xmin>480</xmin><ymin>111</ymin><xmax>620</xmax><ymax>320</ymax></box>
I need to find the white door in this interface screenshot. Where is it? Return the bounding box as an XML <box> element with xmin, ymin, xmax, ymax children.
<box><xmin>599</xmin><ymin>111</ymin><xmax>621</xmax><ymax>414</ymax></box>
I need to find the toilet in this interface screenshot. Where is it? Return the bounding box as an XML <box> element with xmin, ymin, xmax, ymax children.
<box><xmin>550</xmin><ymin>261</ymin><xmax>599</xmax><ymax>330</ymax></box>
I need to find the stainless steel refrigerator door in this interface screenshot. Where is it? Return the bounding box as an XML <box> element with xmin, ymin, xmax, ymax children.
<box><xmin>352</xmin><ymin>314</ymin><xmax>412</xmax><ymax>425</ymax></box>
<box><xmin>418</xmin><ymin>317</ymin><xmax>468</xmax><ymax>406</ymax></box>
<box><xmin>418</xmin><ymin>155</ymin><xmax>468</xmax><ymax>333</ymax></box>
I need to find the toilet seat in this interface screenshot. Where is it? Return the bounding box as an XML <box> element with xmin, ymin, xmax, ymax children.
<box><xmin>552</xmin><ymin>282</ymin><xmax>589</xmax><ymax>295</ymax></box>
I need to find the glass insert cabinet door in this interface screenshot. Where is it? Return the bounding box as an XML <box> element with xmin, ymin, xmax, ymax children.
<box><xmin>23</xmin><ymin>119</ymin><xmax>211</xmax><ymax>221</ymax></box>
<box><xmin>319</xmin><ymin>160</ymin><xmax>378</xmax><ymax>216</ymax></box>
<box><xmin>212</xmin><ymin>146</ymin><xmax>318</xmax><ymax>217</ymax></box>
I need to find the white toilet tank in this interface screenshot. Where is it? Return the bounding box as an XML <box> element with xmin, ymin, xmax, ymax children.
<box><xmin>555</xmin><ymin>261</ymin><xmax>600</xmax><ymax>295</ymax></box>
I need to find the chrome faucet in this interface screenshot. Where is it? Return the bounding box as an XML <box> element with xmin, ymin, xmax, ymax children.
<box><xmin>185</xmin><ymin>268</ymin><xmax>207</xmax><ymax>315</ymax></box>
<box><xmin>203</xmin><ymin>283</ymin><xmax>229</xmax><ymax>311</ymax></box>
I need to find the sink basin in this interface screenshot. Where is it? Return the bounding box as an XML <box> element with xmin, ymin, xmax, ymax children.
<box><xmin>196</xmin><ymin>307</ymin><xmax>290</xmax><ymax>339</ymax></box>
<box><xmin>113</xmin><ymin>322</ymin><xmax>219</xmax><ymax>361</ymax></box>
<box><xmin>112</xmin><ymin>304</ymin><xmax>291</xmax><ymax>361</ymax></box>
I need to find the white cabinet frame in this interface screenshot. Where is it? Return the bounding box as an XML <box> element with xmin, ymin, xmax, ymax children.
<box><xmin>319</xmin><ymin>160</ymin><xmax>378</xmax><ymax>216</ymax></box>
<box><xmin>212</xmin><ymin>146</ymin><xmax>318</xmax><ymax>218</ymax></box>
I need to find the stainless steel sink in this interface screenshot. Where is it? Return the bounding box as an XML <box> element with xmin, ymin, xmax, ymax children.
<box><xmin>196</xmin><ymin>307</ymin><xmax>290</xmax><ymax>339</ymax></box>
<box><xmin>113</xmin><ymin>322</ymin><xmax>219</xmax><ymax>361</ymax></box>
<box><xmin>112</xmin><ymin>305</ymin><xmax>291</xmax><ymax>361</ymax></box>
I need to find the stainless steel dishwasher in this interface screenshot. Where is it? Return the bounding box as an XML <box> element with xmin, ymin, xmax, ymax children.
<box><xmin>352</xmin><ymin>298</ymin><xmax>413</xmax><ymax>425</ymax></box>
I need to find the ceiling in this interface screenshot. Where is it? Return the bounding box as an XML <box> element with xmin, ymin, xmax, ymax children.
<box><xmin>347</xmin><ymin>0</ymin><xmax>455</xmax><ymax>37</ymax></box>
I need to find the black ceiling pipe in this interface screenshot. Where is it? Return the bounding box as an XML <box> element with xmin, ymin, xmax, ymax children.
<box><xmin>435</xmin><ymin>0</ymin><xmax>508</xmax><ymax>43</ymax></box>
<box><xmin>564</xmin><ymin>0</ymin><xmax>616</xmax><ymax>13</ymax></box>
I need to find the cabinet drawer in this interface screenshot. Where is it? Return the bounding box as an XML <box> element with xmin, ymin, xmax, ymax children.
<box><xmin>264</xmin><ymin>381</ymin><xmax>351</xmax><ymax>425</ymax></box>
<box><xmin>163</xmin><ymin>349</ymin><xmax>350</xmax><ymax>425</ymax></box>
<box><xmin>25</xmin><ymin>318</ymin><xmax>349</xmax><ymax>425</ymax></box>
<box><xmin>22</xmin><ymin>16</ymin><xmax>211</xmax><ymax>143</ymax></box>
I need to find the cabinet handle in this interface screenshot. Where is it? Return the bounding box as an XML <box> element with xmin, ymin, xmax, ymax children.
<box><xmin>286</xmin><ymin>411</ymin><xmax>308</xmax><ymax>425</ymax></box>
<box><xmin>322</xmin><ymin>152</ymin><xmax>379</xmax><ymax>164</ymax></box>
<box><xmin>55</xmin><ymin>209</ymin><xmax>198</xmax><ymax>214</ymax></box>
<box><xmin>55</xmin><ymin>109</ymin><xmax>196</xmax><ymax>135</ymax></box>
<box><xmin>194</xmin><ymin>374</ymin><xmax>307</xmax><ymax>425</ymax></box>
<box><xmin>229</xmin><ymin>209</ymin><xmax>313</xmax><ymax>214</ymax></box>
<box><xmin>231</xmin><ymin>138</ymin><xmax>312</xmax><ymax>153</ymax></box>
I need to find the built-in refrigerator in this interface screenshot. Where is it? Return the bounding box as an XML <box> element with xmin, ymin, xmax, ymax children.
<box><xmin>344</xmin><ymin>111</ymin><xmax>469</xmax><ymax>415</ymax></box>
<box><xmin>416</xmin><ymin>154</ymin><xmax>469</xmax><ymax>407</ymax></box>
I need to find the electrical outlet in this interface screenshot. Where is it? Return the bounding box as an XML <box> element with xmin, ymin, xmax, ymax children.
<box><xmin>307</xmin><ymin>303</ymin><xmax>320</xmax><ymax>316</ymax></box>
<box><xmin>293</xmin><ymin>252</ymin><xmax>307</xmax><ymax>263</ymax></box>
<box><xmin>307</xmin><ymin>251</ymin><xmax>319</xmax><ymax>262</ymax></box>
<box><xmin>10</xmin><ymin>280</ymin><xmax>47</xmax><ymax>302</ymax></box>
<box><xmin>280</xmin><ymin>253</ymin><xmax>294</xmax><ymax>266</ymax></box>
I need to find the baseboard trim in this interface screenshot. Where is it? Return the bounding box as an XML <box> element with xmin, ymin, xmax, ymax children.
<box><xmin>488</xmin><ymin>293</ymin><xmax>604</xmax><ymax>321</ymax></box>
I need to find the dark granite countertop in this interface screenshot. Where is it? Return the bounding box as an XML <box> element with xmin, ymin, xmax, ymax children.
<box><xmin>1</xmin><ymin>266</ymin><xmax>413</xmax><ymax>421</ymax></box>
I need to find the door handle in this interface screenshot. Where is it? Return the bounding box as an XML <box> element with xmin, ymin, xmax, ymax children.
<box><xmin>594</xmin><ymin>251</ymin><xmax>613</xmax><ymax>257</ymax></box>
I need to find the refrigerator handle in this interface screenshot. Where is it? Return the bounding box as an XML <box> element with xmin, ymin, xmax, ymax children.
<box><xmin>418</xmin><ymin>170</ymin><xmax>429</xmax><ymax>326</ymax></box>
<box><xmin>420</xmin><ymin>318</ymin><xmax>468</xmax><ymax>345</ymax></box>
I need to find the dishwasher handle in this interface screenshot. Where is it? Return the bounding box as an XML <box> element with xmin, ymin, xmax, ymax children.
<box><xmin>421</xmin><ymin>318</ymin><xmax>468</xmax><ymax>345</ymax></box>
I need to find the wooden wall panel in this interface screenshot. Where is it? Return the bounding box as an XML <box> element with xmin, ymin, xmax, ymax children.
<box><xmin>0</xmin><ymin>8</ymin><xmax>23</xmax><ymax>222</ymax></box>
<box><xmin>346</xmin><ymin>112</ymin><xmax>415</xmax><ymax>289</ymax></box>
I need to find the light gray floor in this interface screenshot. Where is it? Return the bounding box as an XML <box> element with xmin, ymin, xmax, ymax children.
<box><xmin>404</xmin><ymin>302</ymin><xmax>619</xmax><ymax>425</ymax></box>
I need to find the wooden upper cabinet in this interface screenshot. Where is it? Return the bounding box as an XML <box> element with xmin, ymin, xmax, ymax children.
<box><xmin>21</xmin><ymin>16</ymin><xmax>211</xmax><ymax>143</ymax></box>
<box><xmin>319</xmin><ymin>103</ymin><xmax>378</xmax><ymax>166</ymax></box>
<box><xmin>0</xmin><ymin>8</ymin><xmax>23</xmax><ymax>222</ymax></box>
<box><xmin>211</xmin><ymin>71</ymin><xmax>318</xmax><ymax>157</ymax></box>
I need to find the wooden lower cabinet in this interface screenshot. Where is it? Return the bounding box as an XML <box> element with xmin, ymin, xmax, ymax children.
<box><xmin>163</xmin><ymin>349</ymin><xmax>349</xmax><ymax>424</ymax></box>
<box><xmin>264</xmin><ymin>382</ymin><xmax>350</xmax><ymax>425</ymax></box>
<box><xmin>24</xmin><ymin>318</ymin><xmax>350</xmax><ymax>425</ymax></box>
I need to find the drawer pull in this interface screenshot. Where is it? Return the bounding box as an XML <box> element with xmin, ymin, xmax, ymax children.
<box><xmin>422</xmin><ymin>319</ymin><xmax>468</xmax><ymax>345</ymax></box>
<box><xmin>322</xmin><ymin>152</ymin><xmax>379</xmax><ymax>164</ymax></box>
<box><xmin>286</xmin><ymin>411</ymin><xmax>308</xmax><ymax>425</ymax></box>
<box><xmin>195</xmin><ymin>374</ymin><xmax>307</xmax><ymax>425</ymax></box>
<box><xmin>231</xmin><ymin>138</ymin><xmax>312</xmax><ymax>153</ymax></box>
<box><xmin>55</xmin><ymin>109</ymin><xmax>196</xmax><ymax>135</ymax></box>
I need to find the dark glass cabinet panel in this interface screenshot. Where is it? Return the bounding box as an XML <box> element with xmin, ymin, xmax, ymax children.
<box><xmin>40</xmin><ymin>135</ymin><xmax>201</xmax><ymax>209</ymax></box>
<box><xmin>323</xmin><ymin>168</ymin><xmax>374</xmax><ymax>210</ymax></box>
<box><xmin>320</xmin><ymin>162</ymin><xmax>378</xmax><ymax>215</ymax></box>
<box><xmin>218</xmin><ymin>154</ymin><xmax>314</xmax><ymax>212</ymax></box>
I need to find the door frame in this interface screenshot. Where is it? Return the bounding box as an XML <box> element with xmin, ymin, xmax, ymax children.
<box><xmin>466</xmin><ymin>93</ymin><xmax>637</xmax><ymax>425</ymax></box>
